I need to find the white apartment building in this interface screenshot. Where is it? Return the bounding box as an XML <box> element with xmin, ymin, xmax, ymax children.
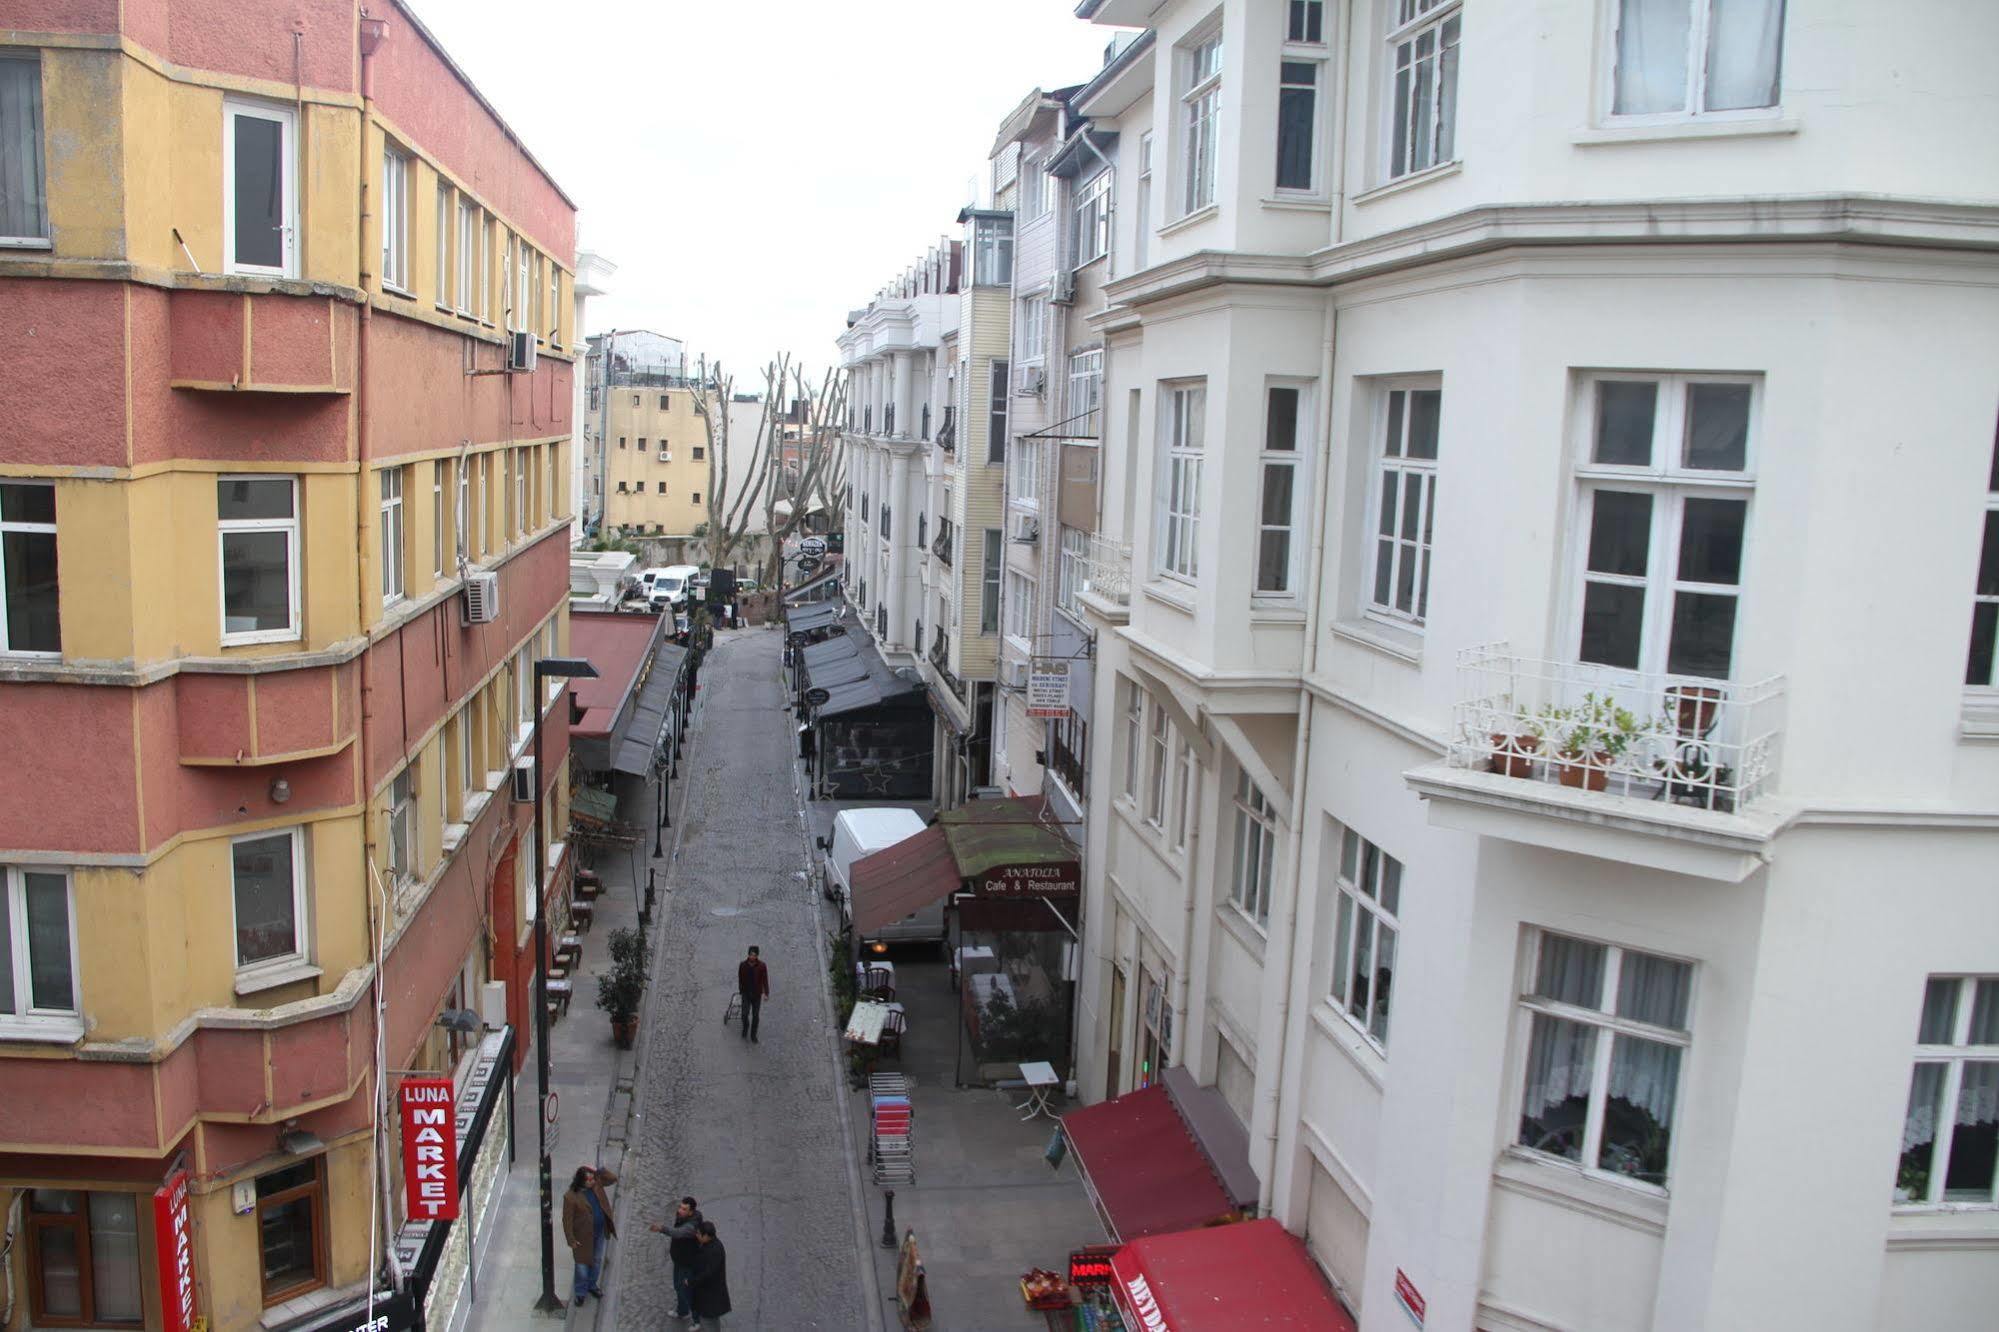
<box><xmin>570</xmin><ymin>247</ymin><xmax>616</xmax><ymax>539</ymax></box>
<box><xmin>1063</xmin><ymin>2</ymin><xmax>1999</xmax><ymax>1330</ymax></box>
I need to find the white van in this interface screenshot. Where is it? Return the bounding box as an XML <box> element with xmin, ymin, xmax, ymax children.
<box><xmin>648</xmin><ymin>564</ymin><xmax>701</xmax><ymax>611</ymax></box>
<box><xmin>822</xmin><ymin>808</ymin><xmax>948</xmax><ymax>951</ymax></box>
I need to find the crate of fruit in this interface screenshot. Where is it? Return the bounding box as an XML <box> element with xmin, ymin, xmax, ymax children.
<box><xmin>1020</xmin><ymin>1268</ymin><xmax>1073</xmax><ymax>1311</ymax></box>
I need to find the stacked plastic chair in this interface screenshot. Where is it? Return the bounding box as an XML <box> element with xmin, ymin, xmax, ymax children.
<box><xmin>869</xmin><ymin>1074</ymin><xmax>915</xmax><ymax>1184</ymax></box>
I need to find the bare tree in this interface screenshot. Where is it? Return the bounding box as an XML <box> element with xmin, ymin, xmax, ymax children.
<box><xmin>688</xmin><ymin>356</ymin><xmax>789</xmax><ymax>570</ymax></box>
<box><xmin>759</xmin><ymin>367</ymin><xmax>848</xmax><ymax>588</ymax></box>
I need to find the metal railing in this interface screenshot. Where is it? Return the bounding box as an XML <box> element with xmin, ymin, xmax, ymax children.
<box><xmin>1048</xmin><ymin>727</ymin><xmax>1086</xmax><ymax>794</ymax></box>
<box><xmin>932</xmin><ymin>519</ymin><xmax>955</xmax><ymax>567</ymax></box>
<box><xmin>1076</xmin><ymin>534</ymin><xmax>1132</xmax><ymax>608</ymax></box>
<box><xmin>1449</xmin><ymin>643</ymin><xmax>1785</xmax><ymax>814</ymax></box>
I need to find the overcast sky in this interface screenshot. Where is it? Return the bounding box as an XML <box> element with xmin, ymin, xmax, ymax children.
<box><xmin>407</xmin><ymin>0</ymin><xmax>1118</xmax><ymax>389</ymax></box>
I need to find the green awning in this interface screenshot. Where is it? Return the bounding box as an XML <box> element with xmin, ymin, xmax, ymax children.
<box><xmin>938</xmin><ymin>796</ymin><xmax>1079</xmax><ymax>889</ymax></box>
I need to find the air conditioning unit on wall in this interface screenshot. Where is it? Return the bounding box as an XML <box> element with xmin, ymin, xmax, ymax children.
<box><xmin>477</xmin><ymin>981</ymin><xmax>508</xmax><ymax>1029</ymax></box>
<box><xmin>999</xmin><ymin>657</ymin><xmax>1029</xmax><ymax>690</ymax></box>
<box><xmin>509</xmin><ymin>758</ymin><xmax>535</xmax><ymax>804</ymax></box>
<box><xmin>460</xmin><ymin>572</ymin><xmax>500</xmax><ymax>625</ymax></box>
<box><xmin>1013</xmin><ymin>516</ymin><xmax>1040</xmax><ymax>545</ymax></box>
<box><xmin>1049</xmin><ymin>271</ymin><xmax>1075</xmax><ymax>305</ymax></box>
<box><xmin>1015</xmin><ymin>365</ymin><xmax>1045</xmax><ymax>396</ymax></box>
<box><xmin>658</xmin><ymin>450</ymin><xmax>671</xmax><ymax>463</ymax></box>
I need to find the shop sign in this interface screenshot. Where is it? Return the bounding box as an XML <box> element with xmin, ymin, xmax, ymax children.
<box><xmin>1120</xmin><ymin>1271</ymin><xmax>1170</xmax><ymax>1332</ymax></box>
<box><xmin>152</xmin><ymin>1166</ymin><xmax>197</xmax><ymax>1332</ymax></box>
<box><xmin>805</xmin><ymin>687</ymin><xmax>832</xmax><ymax>706</ymax></box>
<box><xmin>1068</xmin><ymin>1245</ymin><xmax>1116</xmax><ymax>1288</ymax></box>
<box><xmin>1025</xmin><ymin>660</ymin><xmax>1069</xmax><ymax>718</ymax></box>
<box><xmin>1395</xmin><ymin>1268</ymin><xmax>1426</xmax><ymax>1326</ymax></box>
<box><xmin>314</xmin><ymin>1290</ymin><xmax>417</xmax><ymax>1332</ymax></box>
<box><xmin>977</xmin><ymin>861</ymin><xmax>1080</xmax><ymax>897</ymax></box>
<box><xmin>399</xmin><ymin>1077</ymin><xmax>460</xmax><ymax>1221</ymax></box>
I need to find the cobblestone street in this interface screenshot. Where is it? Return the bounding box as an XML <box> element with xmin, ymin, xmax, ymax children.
<box><xmin>608</xmin><ymin>626</ymin><xmax>872</xmax><ymax>1330</ymax></box>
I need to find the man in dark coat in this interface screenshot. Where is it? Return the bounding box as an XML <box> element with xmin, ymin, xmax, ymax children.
<box><xmin>647</xmin><ymin>1194</ymin><xmax>704</xmax><ymax>1321</ymax></box>
<box><xmin>560</xmin><ymin>1165</ymin><xmax>618</xmax><ymax>1304</ymax></box>
<box><xmin>688</xmin><ymin>1220</ymin><xmax>732</xmax><ymax>1329</ymax></box>
<box><xmin>736</xmin><ymin>945</ymin><xmax>771</xmax><ymax>1042</ymax></box>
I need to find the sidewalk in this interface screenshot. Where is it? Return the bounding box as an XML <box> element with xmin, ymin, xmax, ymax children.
<box><xmin>461</xmin><ymin>643</ymin><xmax>707</xmax><ymax>1330</ymax></box>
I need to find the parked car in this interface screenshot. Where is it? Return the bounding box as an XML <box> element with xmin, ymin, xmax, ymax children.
<box><xmin>820</xmin><ymin>808</ymin><xmax>946</xmax><ymax>955</ymax></box>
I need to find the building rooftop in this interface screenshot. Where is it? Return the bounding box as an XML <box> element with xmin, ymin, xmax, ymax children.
<box><xmin>569</xmin><ymin>610</ymin><xmax>666</xmax><ymax>738</ymax></box>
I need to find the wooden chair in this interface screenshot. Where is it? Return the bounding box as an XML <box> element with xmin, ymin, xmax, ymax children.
<box><xmin>879</xmin><ymin>1009</ymin><xmax>906</xmax><ymax>1059</ymax></box>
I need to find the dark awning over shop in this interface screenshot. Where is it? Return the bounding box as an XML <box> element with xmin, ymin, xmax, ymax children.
<box><xmin>786</xmin><ymin>601</ymin><xmax>842</xmax><ymax>632</ymax></box>
<box><xmin>938</xmin><ymin>796</ymin><xmax>1080</xmax><ymax>894</ymax></box>
<box><xmin>783</xmin><ymin>565</ymin><xmax>843</xmax><ymax>603</ymax></box>
<box><xmin>610</xmin><ymin>643</ymin><xmax>688</xmax><ymax>776</ymax></box>
<box><xmin>1061</xmin><ymin>1084</ymin><xmax>1238</xmax><ymax>1242</ymax></box>
<box><xmin>1109</xmin><ymin>1218</ymin><xmax>1355</xmax><ymax>1332</ymax></box>
<box><xmin>851</xmin><ymin>825</ymin><xmax>960</xmax><ymax>934</ymax></box>
<box><xmin>1159</xmin><ymin>1067</ymin><xmax>1260</xmax><ymax>1211</ymax></box>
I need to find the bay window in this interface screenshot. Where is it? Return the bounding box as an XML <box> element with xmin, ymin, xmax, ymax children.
<box><xmin>973</xmin><ymin>215</ymin><xmax>1013</xmax><ymax>286</ymax></box>
<box><xmin>1073</xmin><ymin>169</ymin><xmax>1111</xmax><ymax>267</ymax></box>
<box><xmin>1574</xmin><ymin>374</ymin><xmax>1755</xmax><ymax>680</ymax></box>
<box><xmin>218</xmin><ymin>476</ymin><xmax>299</xmax><ymax>643</ymax></box>
<box><xmin>1367</xmin><ymin>384</ymin><xmax>1439</xmax><ymax>625</ymax></box>
<box><xmin>1898</xmin><ymin>976</ymin><xmax>1999</xmax><ymax>1207</ymax></box>
<box><xmin>1516</xmin><ymin>930</ymin><xmax>1693</xmax><ymax>1188</ymax></box>
<box><xmin>1612</xmin><ymin>0</ymin><xmax>1786</xmax><ymax>118</ymax></box>
<box><xmin>1181</xmin><ymin>32</ymin><xmax>1222</xmax><ymax>214</ymax></box>
<box><xmin>1386</xmin><ymin>0</ymin><xmax>1460</xmax><ymax>179</ymax></box>
<box><xmin>1</xmin><ymin>480</ymin><xmax>60</xmax><ymax>654</ymax></box>
<box><xmin>1</xmin><ymin>866</ymin><xmax>77</xmax><ymax>1030</ymax></box>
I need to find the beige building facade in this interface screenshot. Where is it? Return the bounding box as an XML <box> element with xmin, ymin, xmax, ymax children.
<box><xmin>603</xmin><ymin>385</ymin><xmax>712</xmax><ymax>537</ymax></box>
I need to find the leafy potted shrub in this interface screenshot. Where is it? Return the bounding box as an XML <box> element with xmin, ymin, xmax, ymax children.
<box><xmin>1488</xmin><ymin>713</ymin><xmax>1545</xmax><ymax>779</ymax></box>
<box><xmin>1546</xmin><ymin>694</ymin><xmax>1642</xmax><ymax>792</ymax></box>
<box><xmin>595</xmin><ymin>926</ymin><xmax>646</xmax><ymax>1049</ymax></box>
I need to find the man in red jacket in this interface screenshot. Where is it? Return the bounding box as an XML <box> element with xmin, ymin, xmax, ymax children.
<box><xmin>736</xmin><ymin>945</ymin><xmax>771</xmax><ymax>1042</ymax></box>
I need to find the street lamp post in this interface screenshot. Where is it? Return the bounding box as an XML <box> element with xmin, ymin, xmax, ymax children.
<box><xmin>529</xmin><ymin>656</ymin><xmax>598</xmax><ymax>1315</ymax></box>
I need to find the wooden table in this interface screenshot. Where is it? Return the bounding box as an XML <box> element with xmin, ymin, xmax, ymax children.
<box><xmin>570</xmin><ymin>900</ymin><xmax>595</xmax><ymax>932</ymax></box>
<box><xmin>548</xmin><ymin>977</ymin><xmax>573</xmax><ymax>1019</ymax></box>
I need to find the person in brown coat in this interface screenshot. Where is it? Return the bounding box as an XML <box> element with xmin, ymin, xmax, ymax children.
<box><xmin>561</xmin><ymin>1164</ymin><xmax>619</xmax><ymax>1305</ymax></box>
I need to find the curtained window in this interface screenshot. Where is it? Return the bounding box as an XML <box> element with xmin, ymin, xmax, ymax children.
<box><xmin>1613</xmin><ymin>0</ymin><xmax>1786</xmax><ymax>117</ymax></box>
<box><xmin>1330</xmin><ymin>827</ymin><xmax>1402</xmax><ymax>1049</ymax></box>
<box><xmin>0</xmin><ymin>54</ymin><xmax>47</xmax><ymax>242</ymax></box>
<box><xmin>1517</xmin><ymin>931</ymin><xmax>1693</xmax><ymax>1188</ymax></box>
<box><xmin>1897</xmin><ymin>976</ymin><xmax>1999</xmax><ymax>1207</ymax></box>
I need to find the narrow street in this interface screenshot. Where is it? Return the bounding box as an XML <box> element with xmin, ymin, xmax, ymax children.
<box><xmin>608</xmin><ymin>626</ymin><xmax>871</xmax><ymax>1329</ymax></box>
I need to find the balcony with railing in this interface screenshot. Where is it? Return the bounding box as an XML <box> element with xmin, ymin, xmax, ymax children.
<box><xmin>1073</xmin><ymin>534</ymin><xmax>1132</xmax><ymax>617</ymax></box>
<box><xmin>1405</xmin><ymin>643</ymin><xmax>1788</xmax><ymax>882</ymax></box>
<box><xmin>936</xmin><ymin>406</ymin><xmax>956</xmax><ymax>453</ymax></box>
<box><xmin>932</xmin><ymin>517</ymin><xmax>955</xmax><ymax>568</ymax></box>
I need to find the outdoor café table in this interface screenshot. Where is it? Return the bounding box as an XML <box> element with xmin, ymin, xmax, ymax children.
<box><xmin>856</xmin><ymin>959</ymin><xmax>898</xmax><ymax>997</ymax></box>
<box><xmin>1016</xmin><ymin>1060</ymin><xmax>1060</xmax><ymax>1121</ymax></box>
<box><xmin>845</xmin><ymin>999</ymin><xmax>891</xmax><ymax>1047</ymax></box>
<box><xmin>951</xmin><ymin>946</ymin><xmax>996</xmax><ymax>987</ymax></box>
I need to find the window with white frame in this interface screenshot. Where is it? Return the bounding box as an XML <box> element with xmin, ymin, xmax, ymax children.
<box><xmin>1897</xmin><ymin>975</ymin><xmax>1999</xmax><ymax>1207</ymax></box>
<box><xmin>1385</xmin><ymin>0</ymin><xmax>1460</xmax><ymax>179</ymax></box>
<box><xmin>1964</xmin><ymin>423</ymin><xmax>1999</xmax><ymax>688</ymax></box>
<box><xmin>1367</xmin><ymin>385</ymin><xmax>1440</xmax><ymax>625</ymax></box>
<box><xmin>1121</xmin><ymin>679</ymin><xmax>1144</xmax><ymax>802</ymax></box>
<box><xmin>218</xmin><ymin>476</ymin><xmax>299</xmax><ymax>643</ymax></box>
<box><xmin>1516</xmin><ymin>930</ymin><xmax>1693</xmax><ymax>1188</ymax></box>
<box><xmin>1276</xmin><ymin>61</ymin><xmax>1320</xmax><ymax>191</ymax></box>
<box><xmin>1329</xmin><ymin>828</ymin><xmax>1401</xmax><ymax>1048</ymax></box>
<box><xmin>388</xmin><ymin>767</ymin><xmax>415</xmax><ymax>884</ymax></box>
<box><xmin>1144</xmin><ymin>703</ymin><xmax>1170</xmax><ymax>826</ymax></box>
<box><xmin>1258</xmin><ymin>385</ymin><xmax>1307</xmax><ymax>595</ymax></box>
<box><xmin>1158</xmin><ymin>384</ymin><xmax>1206</xmax><ymax>581</ymax></box>
<box><xmin>434</xmin><ymin>183</ymin><xmax>451</xmax><ymax>306</ymax></box>
<box><xmin>517</xmin><ymin>646</ymin><xmax>533</xmax><ymax>734</ymax></box>
<box><xmin>1171</xmin><ymin>737</ymin><xmax>1196</xmax><ymax>852</ymax></box>
<box><xmin>1018</xmin><ymin>295</ymin><xmax>1046</xmax><ymax>363</ymax></box>
<box><xmin>455</xmin><ymin>198</ymin><xmax>475</xmax><ymax>314</ymax></box>
<box><xmin>381</xmin><ymin>145</ymin><xmax>410</xmax><ymax>290</ymax></box>
<box><xmin>1019</xmin><ymin>156</ymin><xmax>1047</xmax><ymax>222</ymax></box>
<box><xmin>549</xmin><ymin>264</ymin><xmax>561</xmax><ymax>345</ymax></box>
<box><xmin>515</xmin><ymin>239</ymin><xmax>532</xmax><ymax>333</ymax></box>
<box><xmin>471</xmin><ymin>210</ymin><xmax>487</xmax><ymax>320</ymax></box>
<box><xmin>973</xmin><ymin>215</ymin><xmax>1013</xmax><ymax>286</ymax></box>
<box><xmin>457</xmin><ymin>707</ymin><xmax>475</xmax><ymax>805</ymax></box>
<box><xmin>1</xmin><ymin>866</ymin><xmax>76</xmax><ymax>1024</ymax></box>
<box><xmin>1057</xmin><ymin>526</ymin><xmax>1089</xmax><ymax>616</ymax></box>
<box><xmin>1229</xmin><ymin>770</ymin><xmax>1278</xmax><ymax>927</ymax></box>
<box><xmin>1004</xmin><ymin>569</ymin><xmax>1035</xmax><ymax>645</ymax></box>
<box><xmin>432</xmin><ymin>462</ymin><xmax>446</xmax><ymax>579</ymax></box>
<box><xmin>224</xmin><ymin>100</ymin><xmax>296</xmax><ymax>276</ymax></box>
<box><xmin>231</xmin><ymin>829</ymin><xmax>305</xmax><ymax>974</ymax></box>
<box><xmin>1</xmin><ymin>54</ymin><xmax>49</xmax><ymax>243</ymax></box>
<box><xmin>1133</xmin><ymin>132</ymin><xmax>1153</xmax><ymax>273</ymax></box>
<box><xmin>1574</xmin><ymin>374</ymin><xmax>1754</xmax><ymax>680</ymax></box>
<box><xmin>1290</xmin><ymin>0</ymin><xmax>1327</xmax><ymax>42</ymax></box>
<box><xmin>1010</xmin><ymin>438</ymin><xmax>1041</xmax><ymax>508</ymax></box>
<box><xmin>988</xmin><ymin>360</ymin><xmax>1010</xmax><ymax>465</ymax></box>
<box><xmin>982</xmin><ymin>531</ymin><xmax>1003</xmax><ymax>634</ymax></box>
<box><xmin>1181</xmin><ymin>31</ymin><xmax>1222</xmax><ymax>214</ymax></box>
<box><xmin>1073</xmin><ymin>169</ymin><xmax>1111</xmax><ymax>267</ymax></box>
<box><xmin>1611</xmin><ymin>0</ymin><xmax>1786</xmax><ymax>118</ymax></box>
<box><xmin>0</xmin><ymin>481</ymin><xmax>60</xmax><ymax>654</ymax></box>
<box><xmin>515</xmin><ymin>446</ymin><xmax>530</xmax><ymax>533</ymax></box>
<box><xmin>379</xmin><ymin>467</ymin><xmax>405</xmax><ymax>604</ymax></box>
<box><xmin>1067</xmin><ymin>350</ymin><xmax>1103</xmax><ymax>426</ymax></box>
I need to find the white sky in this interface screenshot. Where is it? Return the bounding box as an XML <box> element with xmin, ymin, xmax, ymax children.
<box><xmin>406</xmin><ymin>0</ymin><xmax>1119</xmax><ymax>389</ymax></box>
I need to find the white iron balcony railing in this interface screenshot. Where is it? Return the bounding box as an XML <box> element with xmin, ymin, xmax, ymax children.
<box><xmin>1450</xmin><ymin>643</ymin><xmax>1785</xmax><ymax>814</ymax></box>
<box><xmin>1077</xmin><ymin>535</ymin><xmax>1132</xmax><ymax>608</ymax></box>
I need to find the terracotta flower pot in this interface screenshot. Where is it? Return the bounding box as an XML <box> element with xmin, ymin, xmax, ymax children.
<box><xmin>611</xmin><ymin>1017</ymin><xmax>638</xmax><ymax>1049</ymax></box>
<box><xmin>1489</xmin><ymin>732</ymin><xmax>1539</xmax><ymax>779</ymax></box>
<box><xmin>1556</xmin><ymin>753</ymin><xmax>1611</xmax><ymax>792</ymax></box>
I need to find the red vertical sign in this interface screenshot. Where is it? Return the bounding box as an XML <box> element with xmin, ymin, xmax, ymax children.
<box><xmin>399</xmin><ymin>1077</ymin><xmax>461</xmax><ymax>1221</ymax></box>
<box><xmin>151</xmin><ymin>1166</ymin><xmax>197</xmax><ymax>1332</ymax></box>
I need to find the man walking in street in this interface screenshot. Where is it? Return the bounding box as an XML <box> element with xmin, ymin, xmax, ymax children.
<box><xmin>561</xmin><ymin>1164</ymin><xmax>619</xmax><ymax>1305</ymax></box>
<box><xmin>688</xmin><ymin>1220</ymin><xmax>732</xmax><ymax>1329</ymax></box>
<box><xmin>647</xmin><ymin>1194</ymin><xmax>704</xmax><ymax>1321</ymax></box>
<box><xmin>737</xmin><ymin>945</ymin><xmax>770</xmax><ymax>1042</ymax></box>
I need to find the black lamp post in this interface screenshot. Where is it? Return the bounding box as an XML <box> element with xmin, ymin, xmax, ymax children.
<box><xmin>530</xmin><ymin>655</ymin><xmax>598</xmax><ymax>1314</ymax></box>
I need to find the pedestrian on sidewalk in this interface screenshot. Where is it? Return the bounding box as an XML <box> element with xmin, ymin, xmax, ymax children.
<box><xmin>736</xmin><ymin>945</ymin><xmax>771</xmax><ymax>1042</ymax></box>
<box><xmin>561</xmin><ymin>1164</ymin><xmax>619</xmax><ymax>1305</ymax></box>
<box><xmin>647</xmin><ymin>1194</ymin><xmax>704</xmax><ymax>1321</ymax></box>
<box><xmin>688</xmin><ymin>1220</ymin><xmax>732</xmax><ymax>1329</ymax></box>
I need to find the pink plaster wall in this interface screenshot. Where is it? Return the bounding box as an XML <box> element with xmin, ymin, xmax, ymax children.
<box><xmin>157</xmin><ymin>1036</ymin><xmax>201</xmax><ymax>1140</ymax></box>
<box><xmin>370</xmin><ymin>3</ymin><xmax>574</xmax><ymax>260</ymax></box>
<box><xmin>0</xmin><ymin>1057</ymin><xmax>155</xmax><ymax>1148</ymax></box>
<box><xmin>0</xmin><ymin>279</ymin><xmax>127</xmax><ymax>469</ymax></box>
<box><xmin>192</xmin><ymin>1028</ymin><xmax>268</xmax><ymax>1118</ymax></box>
<box><xmin>267</xmin><ymin>1008</ymin><xmax>355</xmax><ymax>1108</ymax></box>
<box><xmin>0</xmin><ymin>0</ymin><xmax>121</xmax><ymax>35</ymax></box>
<box><xmin>136</xmin><ymin>682</ymin><xmax>183</xmax><ymax>851</ymax></box>
<box><xmin>174</xmin><ymin>671</ymin><xmax>254</xmax><ymax>762</ymax></box>
<box><xmin>166</xmin><ymin>288</ymin><xmax>245</xmax><ymax>385</ymax></box>
<box><xmin>248</xmin><ymin>294</ymin><xmax>345</xmax><ymax>388</ymax></box>
<box><xmin>253</xmin><ymin>665</ymin><xmax>342</xmax><ymax>756</ymax></box>
<box><xmin>0</xmin><ymin>683</ymin><xmax>140</xmax><ymax>853</ymax></box>
<box><xmin>160</xmin><ymin>0</ymin><xmax>356</xmax><ymax>94</ymax></box>
<box><xmin>363</xmin><ymin>309</ymin><xmax>571</xmax><ymax>463</ymax></box>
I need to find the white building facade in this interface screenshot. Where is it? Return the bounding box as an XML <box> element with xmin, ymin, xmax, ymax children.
<box><xmin>570</xmin><ymin>247</ymin><xmax>616</xmax><ymax>540</ymax></box>
<box><xmin>1066</xmin><ymin>2</ymin><xmax>1999</xmax><ymax>1330</ymax></box>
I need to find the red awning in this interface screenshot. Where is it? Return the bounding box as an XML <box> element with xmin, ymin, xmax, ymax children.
<box><xmin>1060</xmin><ymin>1085</ymin><xmax>1236</xmax><ymax>1242</ymax></box>
<box><xmin>850</xmin><ymin>826</ymin><xmax>960</xmax><ymax>934</ymax></box>
<box><xmin>1110</xmin><ymin>1218</ymin><xmax>1355</xmax><ymax>1332</ymax></box>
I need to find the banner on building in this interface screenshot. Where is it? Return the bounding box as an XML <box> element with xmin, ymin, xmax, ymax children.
<box><xmin>399</xmin><ymin>1077</ymin><xmax>461</xmax><ymax>1221</ymax></box>
<box><xmin>1026</xmin><ymin>660</ymin><xmax>1070</xmax><ymax>718</ymax></box>
<box><xmin>152</xmin><ymin>1166</ymin><xmax>198</xmax><ymax>1332</ymax></box>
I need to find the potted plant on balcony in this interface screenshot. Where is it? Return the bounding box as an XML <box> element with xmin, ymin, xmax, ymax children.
<box><xmin>1487</xmin><ymin>713</ymin><xmax>1545</xmax><ymax>780</ymax></box>
<box><xmin>596</xmin><ymin>926</ymin><xmax>646</xmax><ymax>1049</ymax></box>
<box><xmin>1547</xmin><ymin>694</ymin><xmax>1642</xmax><ymax>792</ymax></box>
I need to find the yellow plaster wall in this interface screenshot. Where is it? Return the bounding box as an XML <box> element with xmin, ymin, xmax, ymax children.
<box><xmin>194</xmin><ymin>1134</ymin><xmax>372</xmax><ymax>1332</ymax></box>
<box><xmin>38</xmin><ymin>47</ymin><xmax>127</xmax><ymax>260</ymax></box>
<box><xmin>603</xmin><ymin>388</ymin><xmax>711</xmax><ymax>535</ymax></box>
